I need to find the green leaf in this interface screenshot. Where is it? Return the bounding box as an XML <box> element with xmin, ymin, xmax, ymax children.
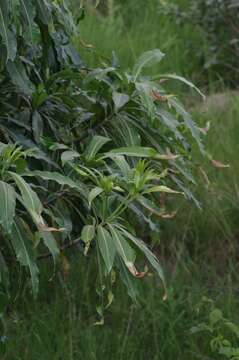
<box><xmin>117</xmin><ymin>256</ymin><xmax>138</xmax><ymax>302</ymax></box>
<box><xmin>0</xmin><ymin>1</ymin><xmax>16</xmax><ymax>62</ymax></box>
<box><xmin>61</xmin><ymin>150</ymin><xmax>80</xmax><ymax>165</ymax></box>
<box><xmin>108</xmin><ymin>225</ymin><xmax>135</xmax><ymax>268</ymax></box>
<box><xmin>143</xmin><ymin>185</ymin><xmax>182</xmax><ymax>195</ymax></box>
<box><xmin>225</xmin><ymin>321</ymin><xmax>239</xmax><ymax>338</ymax></box>
<box><xmin>112</xmin><ymin>91</ymin><xmax>129</xmax><ymax>111</ymax></box>
<box><xmin>97</xmin><ymin>225</ymin><xmax>116</xmax><ymax>273</ymax></box>
<box><xmin>137</xmin><ymin>195</ymin><xmax>162</xmax><ymax>216</ymax></box>
<box><xmin>209</xmin><ymin>308</ymin><xmax>223</xmax><ymax>326</ymax></box>
<box><xmin>133</xmin><ymin>49</ymin><xmax>165</xmax><ymax>81</ymax></box>
<box><xmin>9</xmin><ymin>172</ymin><xmax>43</xmax><ymax>223</ymax></box>
<box><xmin>0</xmin><ymin>250</ymin><xmax>9</xmax><ymax>286</ymax></box>
<box><xmin>32</xmin><ymin>111</ymin><xmax>43</xmax><ymax>144</ymax></box>
<box><xmin>88</xmin><ymin>187</ymin><xmax>103</xmax><ymax>206</ymax></box>
<box><xmin>20</xmin><ymin>0</ymin><xmax>35</xmax><ymax>43</ymax></box>
<box><xmin>35</xmin><ymin>0</ymin><xmax>52</xmax><ymax>25</ymax></box>
<box><xmin>109</xmin><ymin>155</ymin><xmax>131</xmax><ymax>178</ymax></box>
<box><xmin>84</xmin><ymin>136</ymin><xmax>110</xmax><ymax>161</ymax></box>
<box><xmin>24</xmin><ymin>170</ymin><xmax>87</xmax><ymax>197</ymax></box>
<box><xmin>81</xmin><ymin>225</ymin><xmax>95</xmax><ymax>243</ymax></box>
<box><xmin>118</xmin><ymin>226</ymin><xmax>165</xmax><ymax>286</ymax></box>
<box><xmin>159</xmin><ymin>73</ymin><xmax>205</xmax><ymax>99</ymax></box>
<box><xmin>106</xmin><ymin>146</ymin><xmax>157</xmax><ymax>158</ymax></box>
<box><xmin>10</xmin><ymin>219</ymin><xmax>39</xmax><ymax>297</ymax></box>
<box><xmin>39</xmin><ymin>230</ymin><xmax>59</xmax><ymax>260</ymax></box>
<box><xmin>0</xmin><ymin>181</ymin><xmax>16</xmax><ymax>233</ymax></box>
<box><xmin>6</xmin><ymin>60</ymin><xmax>34</xmax><ymax>95</ymax></box>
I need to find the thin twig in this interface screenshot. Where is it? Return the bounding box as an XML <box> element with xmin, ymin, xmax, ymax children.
<box><xmin>37</xmin><ymin>236</ymin><xmax>82</xmax><ymax>260</ymax></box>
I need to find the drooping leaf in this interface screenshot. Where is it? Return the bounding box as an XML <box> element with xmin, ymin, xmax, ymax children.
<box><xmin>112</xmin><ymin>91</ymin><xmax>130</xmax><ymax>111</ymax></box>
<box><xmin>133</xmin><ymin>49</ymin><xmax>165</xmax><ymax>81</ymax></box>
<box><xmin>0</xmin><ymin>181</ymin><xmax>16</xmax><ymax>233</ymax></box>
<box><xmin>39</xmin><ymin>230</ymin><xmax>59</xmax><ymax>261</ymax></box>
<box><xmin>20</xmin><ymin>0</ymin><xmax>35</xmax><ymax>43</ymax></box>
<box><xmin>9</xmin><ymin>171</ymin><xmax>43</xmax><ymax>225</ymax></box>
<box><xmin>0</xmin><ymin>1</ymin><xmax>16</xmax><ymax>62</ymax></box>
<box><xmin>10</xmin><ymin>218</ymin><xmax>39</xmax><ymax>296</ymax></box>
<box><xmin>108</xmin><ymin>224</ymin><xmax>135</xmax><ymax>270</ymax></box>
<box><xmin>97</xmin><ymin>225</ymin><xmax>116</xmax><ymax>273</ymax></box>
<box><xmin>159</xmin><ymin>73</ymin><xmax>205</xmax><ymax>99</ymax></box>
<box><xmin>106</xmin><ymin>146</ymin><xmax>157</xmax><ymax>158</ymax></box>
<box><xmin>81</xmin><ymin>225</ymin><xmax>95</xmax><ymax>243</ymax></box>
<box><xmin>143</xmin><ymin>185</ymin><xmax>182</xmax><ymax>195</ymax></box>
<box><xmin>6</xmin><ymin>60</ymin><xmax>34</xmax><ymax>95</ymax></box>
<box><xmin>118</xmin><ymin>226</ymin><xmax>165</xmax><ymax>287</ymax></box>
<box><xmin>88</xmin><ymin>187</ymin><xmax>103</xmax><ymax>206</ymax></box>
<box><xmin>32</xmin><ymin>111</ymin><xmax>43</xmax><ymax>144</ymax></box>
<box><xmin>117</xmin><ymin>256</ymin><xmax>139</xmax><ymax>302</ymax></box>
<box><xmin>24</xmin><ymin>170</ymin><xmax>87</xmax><ymax>197</ymax></box>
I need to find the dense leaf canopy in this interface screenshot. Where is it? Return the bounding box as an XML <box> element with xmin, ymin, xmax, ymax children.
<box><xmin>0</xmin><ymin>0</ymin><xmax>205</xmax><ymax>301</ymax></box>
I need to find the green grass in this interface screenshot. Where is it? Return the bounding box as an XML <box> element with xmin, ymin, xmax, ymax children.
<box><xmin>3</xmin><ymin>253</ymin><xmax>239</xmax><ymax>360</ymax></box>
<box><xmin>78</xmin><ymin>1</ymin><xmax>205</xmax><ymax>83</ymax></box>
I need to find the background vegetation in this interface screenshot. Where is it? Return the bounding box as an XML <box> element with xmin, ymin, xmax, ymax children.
<box><xmin>1</xmin><ymin>0</ymin><xmax>239</xmax><ymax>359</ymax></box>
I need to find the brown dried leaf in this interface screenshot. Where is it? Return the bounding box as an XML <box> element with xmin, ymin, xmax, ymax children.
<box><xmin>211</xmin><ymin>159</ymin><xmax>230</xmax><ymax>168</ymax></box>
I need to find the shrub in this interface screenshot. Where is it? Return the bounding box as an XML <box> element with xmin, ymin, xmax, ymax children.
<box><xmin>159</xmin><ymin>0</ymin><xmax>239</xmax><ymax>88</ymax></box>
<box><xmin>0</xmin><ymin>0</ymin><xmax>205</xmax><ymax>304</ymax></box>
<box><xmin>191</xmin><ymin>297</ymin><xmax>239</xmax><ymax>359</ymax></box>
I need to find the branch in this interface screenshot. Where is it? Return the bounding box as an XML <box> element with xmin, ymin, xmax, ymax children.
<box><xmin>37</xmin><ymin>236</ymin><xmax>82</xmax><ymax>260</ymax></box>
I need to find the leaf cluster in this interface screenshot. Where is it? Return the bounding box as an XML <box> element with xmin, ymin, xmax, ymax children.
<box><xmin>0</xmin><ymin>0</ymin><xmax>205</xmax><ymax>301</ymax></box>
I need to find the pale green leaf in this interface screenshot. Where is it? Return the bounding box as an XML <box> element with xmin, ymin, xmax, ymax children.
<box><xmin>10</xmin><ymin>219</ymin><xmax>39</xmax><ymax>296</ymax></box>
<box><xmin>9</xmin><ymin>172</ymin><xmax>43</xmax><ymax>222</ymax></box>
<box><xmin>133</xmin><ymin>49</ymin><xmax>165</xmax><ymax>81</ymax></box>
<box><xmin>81</xmin><ymin>225</ymin><xmax>95</xmax><ymax>243</ymax></box>
<box><xmin>112</xmin><ymin>91</ymin><xmax>129</xmax><ymax>111</ymax></box>
<box><xmin>118</xmin><ymin>226</ymin><xmax>165</xmax><ymax>286</ymax></box>
<box><xmin>0</xmin><ymin>181</ymin><xmax>16</xmax><ymax>233</ymax></box>
<box><xmin>106</xmin><ymin>146</ymin><xmax>157</xmax><ymax>158</ymax></box>
<box><xmin>39</xmin><ymin>230</ymin><xmax>59</xmax><ymax>260</ymax></box>
<box><xmin>24</xmin><ymin>170</ymin><xmax>87</xmax><ymax>197</ymax></box>
<box><xmin>61</xmin><ymin>150</ymin><xmax>80</xmax><ymax>165</ymax></box>
<box><xmin>108</xmin><ymin>225</ymin><xmax>135</xmax><ymax>267</ymax></box>
<box><xmin>97</xmin><ymin>225</ymin><xmax>116</xmax><ymax>273</ymax></box>
<box><xmin>143</xmin><ymin>185</ymin><xmax>182</xmax><ymax>195</ymax></box>
<box><xmin>88</xmin><ymin>187</ymin><xmax>103</xmax><ymax>206</ymax></box>
<box><xmin>159</xmin><ymin>73</ymin><xmax>205</xmax><ymax>99</ymax></box>
<box><xmin>84</xmin><ymin>136</ymin><xmax>110</xmax><ymax>161</ymax></box>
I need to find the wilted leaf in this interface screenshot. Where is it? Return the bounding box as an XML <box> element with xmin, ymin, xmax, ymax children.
<box><xmin>211</xmin><ymin>159</ymin><xmax>230</xmax><ymax>168</ymax></box>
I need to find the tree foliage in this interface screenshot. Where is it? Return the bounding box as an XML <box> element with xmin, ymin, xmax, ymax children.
<box><xmin>0</xmin><ymin>0</ymin><xmax>205</xmax><ymax>301</ymax></box>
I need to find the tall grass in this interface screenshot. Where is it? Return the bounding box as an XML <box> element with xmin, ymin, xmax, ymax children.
<box><xmin>78</xmin><ymin>0</ymin><xmax>206</xmax><ymax>84</ymax></box>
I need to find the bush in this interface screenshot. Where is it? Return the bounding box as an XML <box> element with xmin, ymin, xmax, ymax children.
<box><xmin>0</xmin><ymin>0</ymin><xmax>205</xmax><ymax>304</ymax></box>
<box><xmin>160</xmin><ymin>0</ymin><xmax>239</xmax><ymax>88</ymax></box>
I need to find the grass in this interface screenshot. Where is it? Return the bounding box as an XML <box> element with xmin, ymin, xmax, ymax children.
<box><xmin>2</xmin><ymin>1</ymin><xmax>239</xmax><ymax>359</ymax></box>
<box><xmin>78</xmin><ymin>1</ymin><xmax>204</xmax><ymax>79</ymax></box>
<box><xmin>3</xmin><ymin>254</ymin><xmax>239</xmax><ymax>360</ymax></box>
